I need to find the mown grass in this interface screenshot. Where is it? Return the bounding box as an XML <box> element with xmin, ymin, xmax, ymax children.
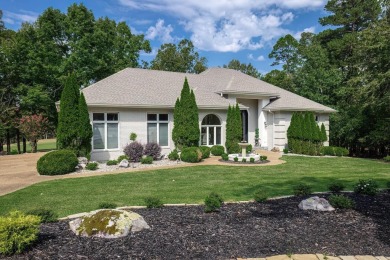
<box><xmin>2</xmin><ymin>138</ymin><xmax>57</xmax><ymax>153</ymax></box>
<box><xmin>0</xmin><ymin>156</ymin><xmax>389</xmax><ymax>217</ymax></box>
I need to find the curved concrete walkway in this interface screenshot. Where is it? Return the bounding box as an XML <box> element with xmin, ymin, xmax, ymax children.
<box><xmin>239</xmin><ymin>254</ymin><xmax>390</xmax><ymax>260</ymax></box>
<box><xmin>0</xmin><ymin>150</ymin><xmax>284</xmax><ymax>196</ymax></box>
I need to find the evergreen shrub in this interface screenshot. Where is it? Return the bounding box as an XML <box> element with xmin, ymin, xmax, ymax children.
<box><xmin>211</xmin><ymin>145</ymin><xmax>225</xmax><ymax>156</ymax></box>
<box><xmin>180</xmin><ymin>147</ymin><xmax>202</xmax><ymax>163</ymax></box>
<box><xmin>250</xmin><ymin>157</ymin><xmax>255</xmax><ymax>163</ymax></box>
<box><xmin>293</xmin><ymin>183</ymin><xmax>312</xmax><ymax>196</ymax></box>
<box><xmin>37</xmin><ymin>150</ymin><xmax>78</xmax><ymax>175</ymax></box>
<box><xmin>144</xmin><ymin>197</ymin><xmax>163</xmax><ymax>208</ymax></box>
<box><xmin>383</xmin><ymin>156</ymin><xmax>390</xmax><ymax>162</ymax></box>
<box><xmin>117</xmin><ymin>155</ymin><xmax>129</xmax><ymax>162</ymax></box>
<box><xmin>260</xmin><ymin>155</ymin><xmax>267</xmax><ymax>161</ymax></box>
<box><xmin>225</xmin><ymin>104</ymin><xmax>242</xmax><ymax>153</ymax></box>
<box><xmin>246</xmin><ymin>144</ymin><xmax>253</xmax><ymax>154</ymax></box>
<box><xmin>328</xmin><ymin>195</ymin><xmax>355</xmax><ymax>209</ymax></box>
<box><xmin>141</xmin><ymin>156</ymin><xmax>153</xmax><ymax>164</ymax></box>
<box><xmin>328</xmin><ymin>181</ymin><xmax>346</xmax><ymax>193</ymax></box>
<box><xmin>254</xmin><ymin>189</ymin><xmax>268</xmax><ymax>202</ymax></box>
<box><xmin>221</xmin><ymin>153</ymin><xmax>229</xmax><ymax>161</ymax></box>
<box><xmin>204</xmin><ymin>192</ymin><xmax>224</xmax><ymax>213</ymax></box>
<box><xmin>144</xmin><ymin>142</ymin><xmax>161</xmax><ymax>160</ymax></box>
<box><xmin>85</xmin><ymin>162</ymin><xmax>98</xmax><ymax>171</ymax></box>
<box><xmin>320</xmin><ymin>146</ymin><xmax>349</xmax><ymax>156</ymax></box>
<box><xmin>124</xmin><ymin>141</ymin><xmax>144</xmax><ymax>162</ymax></box>
<box><xmin>234</xmin><ymin>157</ymin><xmax>238</xmax><ymax>162</ymax></box>
<box><xmin>106</xmin><ymin>160</ymin><xmax>118</xmax><ymax>166</ymax></box>
<box><xmin>98</xmin><ymin>202</ymin><xmax>118</xmax><ymax>209</ymax></box>
<box><xmin>25</xmin><ymin>208</ymin><xmax>58</xmax><ymax>223</ymax></box>
<box><xmin>199</xmin><ymin>146</ymin><xmax>211</xmax><ymax>159</ymax></box>
<box><xmin>168</xmin><ymin>149</ymin><xmax>179</xmax><ymax>160</ymax></box>
<box><xmin>0</xmin><ymin>211</ymin><xmax>40</xmax><ymax>255</ymax></box>
<box><xmin>354</xmin><ymin>179</ymin><xmax>379</xmax><ymax>196</ymax></box>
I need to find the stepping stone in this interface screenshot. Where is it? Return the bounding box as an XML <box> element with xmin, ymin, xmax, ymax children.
<box><xmin>292</xmin><ymin>254</ymin><xmax>318</xmax><ymax>260</ymax></box>
<box><xmin>316</xmin><ymin>254</ymin><xmax>340</xmax><ymax>260</ymax></box>
<box><xmin>267</xmin><ymin>255</ymin><xmax>292</xmax><ymax>260</ymax></box>
<box><xmin>355</xmin><ymin>257</ymin><xmax>377</xmax><ymax>260</ymax></box>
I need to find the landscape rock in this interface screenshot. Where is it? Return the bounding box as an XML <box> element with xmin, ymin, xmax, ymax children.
<box><xmin>298</xmin><ymin>196</ymin><xmax>335</xmax><ymax>211</ymax></box>
<box><xmin>69</xmin><ymin>209</ymin><xmax>149</xmax><ymax>238</ymax></box>
<box><xmin>78</xmin><ymin>157</ymin><xmax>88</xmax><ymax>164</ymax></box>
<box><xmin>119</xmin><ymin>159</ymin><xmax>129</xmax><ymax>168</ymax></box>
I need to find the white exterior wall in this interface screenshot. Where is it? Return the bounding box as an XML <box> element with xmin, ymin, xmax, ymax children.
<box><xmin>258</xmin><ymin>99</ymin><xmax>270</xmax><ymax>148</ymax></box>
<box><xmin>236</xmin><ymin>98</ymin><xmax>258</xmax><ymax>146</ymax></box>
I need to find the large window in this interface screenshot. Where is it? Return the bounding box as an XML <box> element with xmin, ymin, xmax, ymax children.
<box><xmin>201</xmin><ymin>114</ymin><xmax>221</xmax><ymax>146</ymax></box>
<box><xmin>147</xmin><ymin>113</ymin><xmax>168</xmax><ymax>146</ymax></box>
<box><xmin>92</xmin><ymin>113</ymin><xmax>119</xmax><ymax>150</ymax></box>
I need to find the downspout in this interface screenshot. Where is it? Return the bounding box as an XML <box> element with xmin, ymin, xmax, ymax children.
<box><xmin>268</xmin><ymin>110</ymin><xmax>274</xmax><ymax>150</ymax></box>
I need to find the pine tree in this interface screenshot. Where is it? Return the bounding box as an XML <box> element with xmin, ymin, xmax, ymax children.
<box><xmin>321</xmin><ymin>123</ymin><xmax>327</xmax><ymax>142</ymax></box>
<box><xmin>57</xmin><ymin>74</ymin><xmax>80</xmax><ymax>150</ymax></box>
<box><xmin>78</xmin><ymin>92</ymin><xmax>93</xmax><ymax>157</ymax></box>
<box><xmin>172</xmin><ymin>77</ymin><xmax>199</xmax><ymax>148</ymax></box>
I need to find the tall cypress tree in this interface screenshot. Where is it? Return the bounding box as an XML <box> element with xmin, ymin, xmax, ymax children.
<box><xmin>225</xmin><ymin>103</ymin><xmax>242</xmax><ymax>153</ymax></box>
<box><xmin>321</xmin><ymin>123</ymin><xmax>327</xmax><ymax>142</ymax></box>
<box><xmin>78</xmin><ymin>92</ymin><xmax>93</xmax><ymax>157</ymax></box>
<box><xmin>172</xmin><ymin>77</ymin><xmax>199</xmax><ymax>148</ymax></box>
<box><xmin>57</xmin><ymin>74</ymin><xmax>80</xmax><ymax>150</ymax></box>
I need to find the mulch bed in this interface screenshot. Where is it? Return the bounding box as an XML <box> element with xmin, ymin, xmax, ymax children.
<box><xmin>218</xmin><ymin>159</ymin><xmax>270</xmax><ymax>164</ymax></box>
<box><xmin>6</xmin><ymin>192</ymin><xmax>390</xmax><ymax>259</ymax></box>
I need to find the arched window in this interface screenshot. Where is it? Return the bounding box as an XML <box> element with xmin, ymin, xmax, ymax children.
<box><xmin>201</xmin><ymin>114</ymin><xmax>222</xmax><ymax>146</ymax></box>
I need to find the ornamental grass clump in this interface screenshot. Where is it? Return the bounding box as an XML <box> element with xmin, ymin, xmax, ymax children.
<box><xmin>204</xmin><ymin>192</ymin><xmax>224</xmax><ymax>213</ymax></box>
<box><xmin>328</xmin><ymin>195</ymin><xmax>355</xmax><ymax>209</ymax></box>
<box><xmin>0</xmin><ymin>211</ymin><xmax>40</xmax><ymax>255</ymax></box>
<box><xmin>354</xmin><ymin>179</ymin><xmax>379</xmax><ymax>196</ymax></box>
<box><xmin>144</xmin><ymin>197</ymin><xmax>163</xmax><ymax>208</ymax></box>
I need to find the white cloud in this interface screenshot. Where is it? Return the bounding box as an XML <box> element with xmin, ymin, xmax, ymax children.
<box><xmin>118</xmin><ymin>0</ymin><xmax>326</xmax><ymax>52</ymax></box>
<box><xmin>293</xmin><ymin>26</ymin><xmax>316</xmax><ymax>40</ymax></box>
<box><xmin>257</xmin><ymin>55</ymin><xmax>265</xmax><ymax>61</ymax></box>
<box><xmin>3</xmin><ymin>10</ymin><xmax>38</xmax><ymax>25</ymax></box>
<box><xmin>248</xmin><ymin>53</ymin><xmax>265</xmax><ymax>61</ymax></box>
<box><xmin>145</xmin><ymin>19</ymin><xmax>174</xmax><ymax>43</ymax></box>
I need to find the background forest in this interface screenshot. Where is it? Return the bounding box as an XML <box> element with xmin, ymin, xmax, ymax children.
<box><xmin>0</xmin><ymin>0</ymin><xmax>389</xmax><ymax>157</ymax></box>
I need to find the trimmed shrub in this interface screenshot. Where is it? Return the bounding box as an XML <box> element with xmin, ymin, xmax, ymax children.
<box><xmin>98</xmin><ymin>202</ymin><xmax>118</xmax><ymax>209</ymax></box>
<box><xmin>328</xmin><ymin>181</ymin><xmax>346</xmax><ymax>193</ymax></box>
<box><xmin>85</xmin><ymin>162</ymin><xmax>98</xmax><ymax>171</ymax></box>
<box><xmin>124</xmin><ymin>141</ymin><xmax>144</xmax><ymax>162</ymax></box>
<box><xmin>254</xmin><ymin>189</ymin><xmax>268</xmax><ymax>202</ymax></box>
<box><xmin>246</xmin><ymin>144</ymin><xmax>253</xmax><ymax>154</ymax></box>
<box><xmin>234</xmin><ymin>157</ymin><xmax>238</xmax><ymax>162</ymax></box>
<box><xmin>283</xmin><ymin>148</ymin><xmax>289</xmax><ymax>154</ymax></box>
<box><xmin>25</xmin><ymin>208</ymin><xmax>57</xmax><ymax>223</ymax></box>
<box><xmin>180</xmin><ymin>147</ymin><xmax>202</xmax><ymax>163</ymax></box>
<box><xmin>0</xmin><ymin>211</ymin><xmax>40</xmax><ymax>255</ymax></box>
<box><xmin>106</xmin><ymin>160</ymin><xmax>118</xmax><ymax>166</ymax></box>
<box><xmin>141</xmin><ymin>156</ymin><xmax>153</xmax><ymax>164</ymax></box>
<box><xmin>199</xmin><ymin>146</ymin><xmax>211</xmax><ymax>159</ymax></box>
<box><xmin>320</xmin><ymin>146</ymin><xmax>349</xmax><ymax>157</ymax></box>
<box><xmin>242</xmin><ymin>158</ymin><xmax>247</xmax><ymax>163</ymax></box>
<box><xmin>250</xmin><ymin>157</ymin><xmax>255</xmax><ymax>163</ymax></box>
<box><xmin>260</xmin><ymin>155</ymin><xmax>267</xmax><ymax>161</ymax></box>
<box><xmin>204</xmin><ymin>192</ymin><xmax>224</xmax><ymax>213</ymax></box>
<box><xmin>354</xmin><ymin>179</ymin><xmax>379</xmax><ymax>196</ymax></box>
<box><xmin>144</xmin><ymin>142</ymin><xmax>161</xmax><ymax>160</ymax></box>
<box><xmin>211</xmin><ymin>145</ymin><xmax>225</xmax><ymax>156</ymax></box>
<box><xmin>293</xmin><ymin>184</ymin><xmax>312</xmax><ymax>196</ymax></box>
<box><xmin>328</xmin><ymin>195</ymin><xmax>355</xmax><ymax>209</ymax></box>
<box><xmin>129</xmin><ymin>132</ymin><xmax>137</xmax><ymax>141</ymax></box>
<box><xmin>144</xmin><ymin>197</ymin><xmax>163</xmax><ymax>208</ymax></box>
<box><xmin>117</xmin><ymin>155</ymin><xmax>129</xmax><ymax>162</ymax></box>
<box><xmin>168</xmin><ymin>149</ymin><xmax>179</xmax><ymax>160</ymax></box>
<box><xmin>383</xmin><ymin>155</ymin><xmax>390</xmax><ymax>162</ymax></box>
<box><xmin>37</xmin><ymin>150</ymin><xmax>78</xmax><ymax>175</ymax></box>
<box><xmin>221</xmin><ymin>153</ymin><xmax>229</xmax><ymax>161</ymax></box>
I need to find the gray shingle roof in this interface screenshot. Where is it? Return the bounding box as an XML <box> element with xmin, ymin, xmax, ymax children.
<box><xmin>82</xmin><ymin>67</ymin><xmax>335</xmax><ymax>112</ymax></box>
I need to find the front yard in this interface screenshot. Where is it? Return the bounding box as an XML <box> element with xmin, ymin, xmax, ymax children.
<box><xmin>0</xmin><ymin>156</ymin><xmax>389</xmax><ymax>217</ymax></box>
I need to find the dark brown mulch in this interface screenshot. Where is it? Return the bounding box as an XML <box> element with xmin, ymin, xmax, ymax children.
<box><xmin>5</xmin><ymin>192</ymin><xmax>390</xmax><ymax>260</ymax></box>
<box><xmin>217</xmin><ymin>159</ymin><xmax>270</xmax><ymax>164</ymax></box>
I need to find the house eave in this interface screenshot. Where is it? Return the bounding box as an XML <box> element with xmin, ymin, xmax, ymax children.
<box><xmin>86</xmin><ymin>103</ymin><xmax>235</xmax><ymax>110</ymax></box>
<box><xmin>217</xmin><ymin>90</ymin><xmax>280</xmax><ymax>97</ymax></box>
<box><xmin>263</xmin><ymin>107</ymin><xmax>337</xmax><ymax>113</ymax></box>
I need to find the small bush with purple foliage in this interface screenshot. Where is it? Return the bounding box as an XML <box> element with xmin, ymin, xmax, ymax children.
<box><xmin>144</xmin><ymin>142</ymin><xmax>161</xmax><ymax>160</ymax></box>
<box><xmin>124</xmin><ymin>141</ymin><xmax>144</xmax><ymax>162</ymax></box>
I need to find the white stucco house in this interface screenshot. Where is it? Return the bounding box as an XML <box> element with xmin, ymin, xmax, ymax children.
<box><xmin>81</xmin><ymin>67</ymin><xmax>336</xmax><ymax>161</ymax></box>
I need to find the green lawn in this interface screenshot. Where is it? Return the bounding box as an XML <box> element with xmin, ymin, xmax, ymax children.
<box><xmin>2</xmin><ymin>138</ymin><xmax>57</xmax><ymax>153</ymax></box>
<box><xmin>0</xmin><ymin>156</ymin><xmax>389</xmax><ymax>217</ymax></box>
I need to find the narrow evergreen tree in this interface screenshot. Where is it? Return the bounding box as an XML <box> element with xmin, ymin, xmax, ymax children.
<box><xmin>57</xmin><ymin>74</ymin><xmax>80</xmax><ymax>150</ymax></box>
<box><xmin>225</xmin><ymin>103</ymin><xmax>242</xmax><ymax>153</ymax></box>
<box><xmin>321</xmin><ymin>123</ymin><xmax>327</xmax><ymax>142</ymax></box>
<box><xmin>78</xmin><ymin>92</ymin><xmax>93</xmax><ymax>157</ymax></box>
<box><xmin>172</xmin><ymin>77</ymin><xmax>199</xmax><ymax>148</ymax></box>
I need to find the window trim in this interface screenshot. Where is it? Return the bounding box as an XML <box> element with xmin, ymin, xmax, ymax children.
<box><xmin>147</xmin><ymin>113</ymin><xmax>169</xmax><ymax>148</ymax></box>
<box><xmin>92</xmin><ymin>112</ymin><xmax>120</xmax><ymax>151</ymax></box>
<box><xmin>201</xmin><ymin>114</ymin><xmax>222</xmax><ymax>146</ymax></box>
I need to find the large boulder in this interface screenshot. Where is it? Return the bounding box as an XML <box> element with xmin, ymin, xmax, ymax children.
<box><xmin>69</xmin><ymin>209</ymin><xmax>149</xmax><ymax>238</ymax></box>
<box><xmin>298</xmin><ymin>196</ymin><xmax>335</xmax><ymax>211</ymax></box>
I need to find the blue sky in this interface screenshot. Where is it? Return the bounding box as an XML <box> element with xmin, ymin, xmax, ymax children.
<box><xmin>1</xmin><ymin>0</ymin><xmax>330</xmax><ymax>74</ymax></box>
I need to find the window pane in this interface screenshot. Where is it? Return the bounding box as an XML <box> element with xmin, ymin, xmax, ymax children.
<box><xmin>201</xmin><ymin>127</ymin><xmax>207</xmax><ymax>145</ymax></box>
<box><xmin>93</xmin><ymin>123</ymin><xmax>105</xmax><ymax>149</ymax></box>
<box><xmin>93</xmin><ymin>113</ymin><xmax>104</xmax><ymax>121</ymax></box>
<box><xmin>202</xmin><ymin>114</ymin><xmax>221</xmax><ymax>125</ymax></box>
<box><xmin>159</xmin><ymin>114</ymin><xmax>168</xmax><ymax>121</ymax></box>
<box><xmin>107</xmin><ymin>113</ymin><xmax>118</xmax><ymax>121</ymax></box>
<box><xmin>209</xmin><ymin>127</ymin><xmax>214</xmax><ymax>145</ymax></box>
<box><xmin>159</xmin><ymin>123</ymin><xmax>168</xmax><ymax>146</ymax></box>
<box><xmin>216</xmin><ymin>127</ymin><xmax>221</xmax><ymax>145</ymax></box>
<box><xmin>107</xmin><ymin>123</ymin><xmax>118</xmax><ymax>149</ymax></box>
<box><xmin>147</xmin><ymin>123</ymin><xmax>157</xmax><ymax>143</ymax></box>
<box><xmin>147</xmin><ymin>114</ymin><xmax>157</xmax><ymax>121</ymax></box>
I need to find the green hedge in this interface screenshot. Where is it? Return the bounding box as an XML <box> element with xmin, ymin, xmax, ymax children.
<box><xmin>180</xmin><ymin>147</ymin><xmax>202</xmax><ymax>163</ymax></box>
<box><xmin>320</xmin><ymin>146</ymin><xmax>349</xmax><ymax>157</ymax></box>
<box><xmin>37</xmin><ymin>150</ymin><xmax>78</xmax><ymax>175</ymax></box>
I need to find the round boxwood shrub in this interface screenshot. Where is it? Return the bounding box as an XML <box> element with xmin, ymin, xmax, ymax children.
<box><xmin>221</xmin><ymin>153</ymin><xmax>228</xmax><ymax>161</ymax></box>
<box><xmin>168</xmin><ymin>149</ymin><xmax>179</xmax><ymax>160</ymax></box>
<box><xmin>204</xmin><ymin>192</ymin><xmax>224</xmax><ymax>213</ymax></box>
<box><xmin>211</xmin><ymin>145</ymin><xmax>225</xmax><ymax>156</ymax></box>
<box><xmin>37</xmin><ymin>150</ymin><xmax>78</xmax><ymax>175</ymax></box>
<box><xmin>199</xmin><ymin>146</ymin><xmax>211</xmax><ymax>159</ymax></box>
<box><xmin>180</xmin><ymin>147</ymin><xmax>202</xmax><ymax>163</ymax></box>
<box><xmin>328</xmin><ymin>195</ymin><xmax>355</xmax><ymax>209</ymax></box>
